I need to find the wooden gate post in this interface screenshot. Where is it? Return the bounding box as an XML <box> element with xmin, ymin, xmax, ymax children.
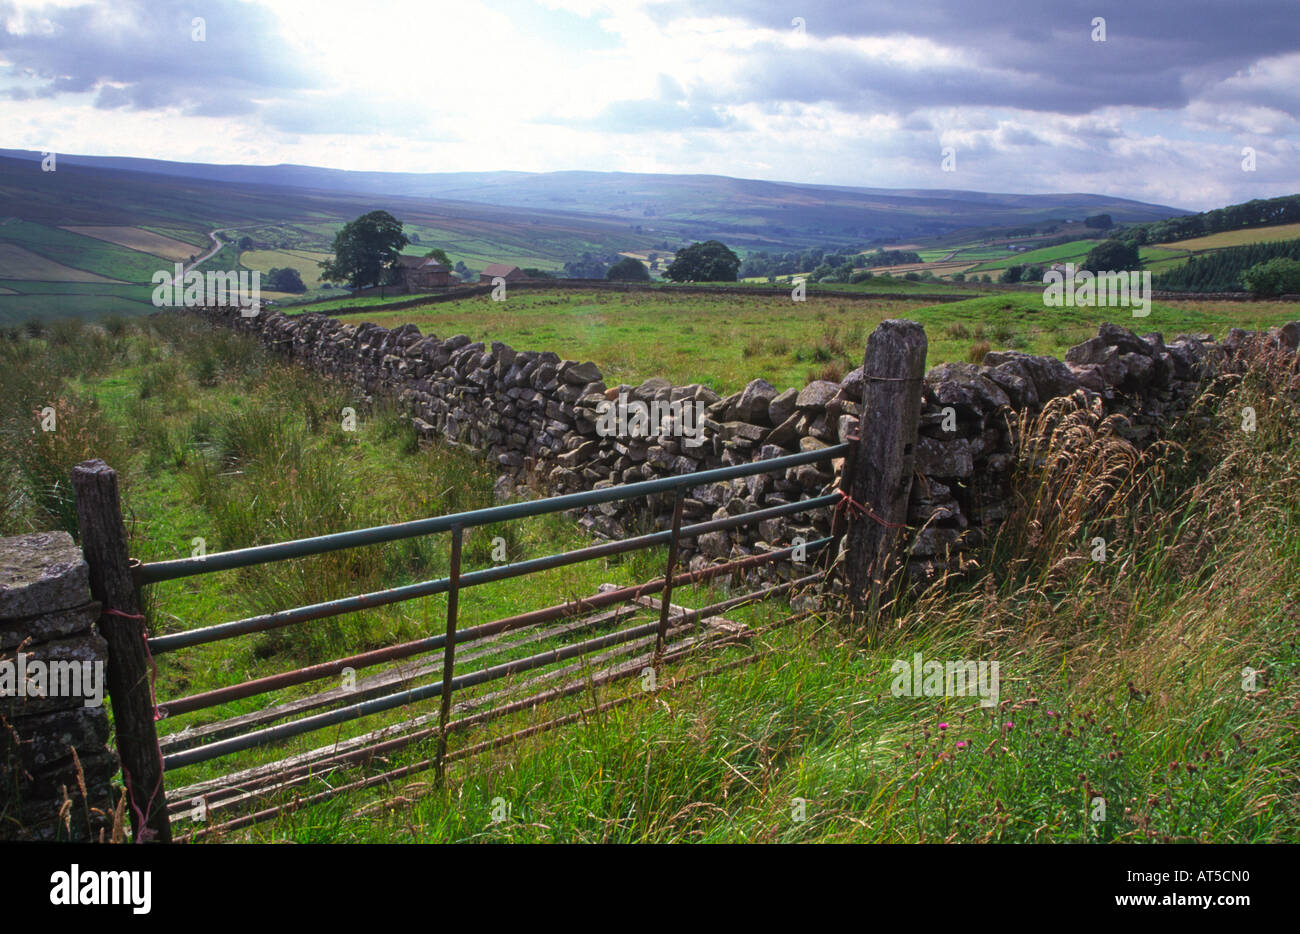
<box><xmin>436</xmin><ymin>524</ymin><xmax>463</xmax><ymax>779</ymax></box>
<box><xmin>845</xmin><ymin>320</ymin><xmax>927</xmax><ymax>629</ymax></box>
<box><xmin>72</xmin><ymin>459</ymin><xmax>171</xmax><ymax>843</ymax></box>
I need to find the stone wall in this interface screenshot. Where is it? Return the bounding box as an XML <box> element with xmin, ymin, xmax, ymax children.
<box><xmin>194</xmin><ymin>305</ymin><xmax>1300</xmax><ymax>584</ymax></box>
<box><xmin>1</xmin><ymin>531</ymin><xmax>118</xmax><ymax>841</ymax></box>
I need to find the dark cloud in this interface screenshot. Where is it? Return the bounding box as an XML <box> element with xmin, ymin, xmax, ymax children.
<box><xmin>652</xmin><ymin>0</ymin><xmax>1300</xmax><ymax>116</ymax></box>
<box><xmin>0</xmin><ymin>0</ymin><xmax>319</xmax><ymax>114</ymax></box>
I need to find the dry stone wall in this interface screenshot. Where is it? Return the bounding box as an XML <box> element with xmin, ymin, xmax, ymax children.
<box><xmin>1</xmin><ymin>531</ymin><xmax>118</xmax><ymax>841</ymax></box>
<box><xmin>194</xmin><ymin>305</ymin><xmax>1300</xmax><ymax>584</ymax></box>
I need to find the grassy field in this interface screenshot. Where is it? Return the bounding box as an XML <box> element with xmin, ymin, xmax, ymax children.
<box><xmin>325</xmin><ymin>288</ymin><xmax>1300</xmax><ymax>393</ymax></box>
<box><xmin>61</xmin><ymin>226</ymin><xmax>200</xmax><ymax>262</ymax></box>
<box><xmin>1158</xmin><ymin>222</ymin><xmax>1300</xmax><ymax>251</ymax></box>
<box><xmin>2</xmin><ymin>314</ymin><xmax>1295</xmax><ymax>843</ymax></box>
<box><xmin>0</xmin><ymin>243</ymin><xmax>125</xmax><ymax>282</ymax></box>
<box><xmin>239</xmin><ymin>248</ymin><xmax>334</xmax><ymax>290</ymax></box>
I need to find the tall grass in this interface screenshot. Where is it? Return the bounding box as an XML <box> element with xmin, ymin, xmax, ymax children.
<box><xmin>252</xmin><ymin>338</ymin><xmax>1299</xmax><ymax>843</ymax></box>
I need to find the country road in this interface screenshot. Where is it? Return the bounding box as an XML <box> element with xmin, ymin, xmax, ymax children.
<box><xmin>177</xmin><ymin>226</ymin><xmax>259</xmax><ymax>279</ymax></box>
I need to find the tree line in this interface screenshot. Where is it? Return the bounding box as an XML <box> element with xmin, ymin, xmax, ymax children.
<box><xmin>1116</xmin><ymin>193</ymin><xmax>1300</xmax><ymax>246</ymax></box>
<box><xmin>1153</xmin><ymin>239</ymin><xmax>1300</xmax><ymax>292</ymax></box>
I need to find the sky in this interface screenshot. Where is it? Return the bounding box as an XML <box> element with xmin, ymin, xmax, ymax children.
<box><xmin>1</xmin><ymin>0</ymin><xmax>1297</xmax><ymax>210</ymax></box>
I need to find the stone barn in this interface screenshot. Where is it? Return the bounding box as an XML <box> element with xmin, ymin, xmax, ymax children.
<box><xmin>479</xmin><ymin>263</ymin><xmax>527</xmax><ymax>283</ymax></box>
<box><xmin>395</xmin><ymin>256</ymin><xmax>454</xmax><ymax>291</ymax></box>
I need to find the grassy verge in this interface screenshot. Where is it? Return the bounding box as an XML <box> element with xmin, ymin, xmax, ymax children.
<box><xmin>1</xmin><ymin>313</ymin><xmax>1295</xmax><ymax>843</ymax></box>
<box><xmin>304</xmin><ymin>288</ymin><xmax>1300</xmax><ymax>393</ymax></box>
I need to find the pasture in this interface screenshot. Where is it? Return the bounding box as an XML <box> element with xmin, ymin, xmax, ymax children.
<box><xmin>1157</xmin><ymin>222</ymin><xmax>1300</xmax><ymax>251</ymax></box>
<box><xmin>2</xmin><ymin>314</ymin><xmax>1295</xmax><ymax>843</ymax></box>
<box><xmin>0</xmin><ymin>242</ymin><xmax>125</xmax><ymax>282</ymax></box>
<box><xmin>61</xmin><ymin>225</ymin><xmax>201</xmax><ymax>262</ymax></box>
<box><xmin>240</xmin><ymin>248</ymin><xmax>334</xmax><ymax>290</ymax></box>
<box><xmin>333</xmin><ymin>287</ymin><xmax>1300</xmax><ymax>393</ymax></box>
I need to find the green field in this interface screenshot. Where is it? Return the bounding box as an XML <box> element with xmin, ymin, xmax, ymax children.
<box><xmin>318</xmin><ymin>288</ymin><xmax>1300</xmax><ymax>393</ymax></box>
<box><xmin>1158</xmin><ymin>222</ymin><xmax>1300</xmax><ymax>251</ymax></box>
<box><xmin>240</xmin><ymin>248</ymin><xmax>334</xmax><ymax>291</ymax></box>
<box><xmin>3</xmin><ymin>315</ymin><xmax>1296</xmax><ymax>843</ymax></box>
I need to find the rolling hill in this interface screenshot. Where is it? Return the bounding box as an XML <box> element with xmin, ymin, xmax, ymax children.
<box><xmin>0</xmin><ymin>149</ymin><xmax>1189</xmax><ymax>323</ymax></box>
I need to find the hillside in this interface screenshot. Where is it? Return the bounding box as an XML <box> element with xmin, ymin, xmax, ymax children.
<box><xmin>0</xmin><ymin>149</ymin><xmax>1186</xmax><ymax>249</ymax></box>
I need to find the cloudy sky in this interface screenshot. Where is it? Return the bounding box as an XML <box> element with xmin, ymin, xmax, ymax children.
<box><xmin>2</xmin><ymin>0</ymin><xmax>1297</xmax><ymax>209</ymax></box>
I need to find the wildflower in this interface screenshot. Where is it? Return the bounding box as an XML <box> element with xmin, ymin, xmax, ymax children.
<box><xmin>956</xmin><ymin>741</ymin><xmax>967</xmax><ymax>749</ymax></box>
<box><xmin>938</xmin><ymin>723</ymin><xmax>949</xmax><ymax>730</ymax></box>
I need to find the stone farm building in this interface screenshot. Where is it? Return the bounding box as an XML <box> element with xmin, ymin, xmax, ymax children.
<box><xmin>397</xmin><ymin>256</ymin><xmax>454</xmax><ymax>290</ymax></box>
<box><xmin>480</xmin><ymin>263</ymin><xmax>527</xmax><ymax>283</ymax></box>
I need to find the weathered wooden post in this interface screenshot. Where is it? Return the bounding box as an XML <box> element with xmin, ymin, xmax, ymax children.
<box><xmin>72</xmin><ymin>459</ymin><xmax>171</xmax><ymax>843</ymax></box>
<box><xmin>653</xmin><ymin>489</ymin><xmax>685</xmax><ymax>667</ymax></box>
<box><xmin>845</xmin><ymin>320</ymin><xmax>927</xmax><ymax>629</ymax></box>
<box><xmin>436</xmin><ymin>524</ymin><xmax>463</xmax><ymax>779</ymax></box>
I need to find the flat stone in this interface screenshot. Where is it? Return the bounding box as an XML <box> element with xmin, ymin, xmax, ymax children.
<box><xmin>915</xmin><ymin>437</ymin><xmax>975</xmax><ymax>478</ymax></box>
<box><xmin>795</xmin><ymin>380</ymin><xmax>839</xmax><ymax>411</ymax></box>
<box><xmin>735</xmin><ymin>378</ymin><xmax>778</xmax><ymax>424</ymax></box>
<box><xmin>0</xmin><ymin>533</ymin><xmax>90</xmax><ymax>620</ymax></box>
<box><xmin>0</xmin><ymin>601</ymin><xmax>100</xmax><ymax>652</ymax></box>
<box><xmin>767</xmin><ymin>388</ymin><xmax>799</xmax><ymax>426</ymax></box>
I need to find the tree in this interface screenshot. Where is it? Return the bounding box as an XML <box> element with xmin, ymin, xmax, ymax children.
<box><xmin>665</xmin><ymin>240</ymin><xmax>741</xmax><ymax>282</ymax></box>
<box><xmin>1084</xmin><ymin>214</ymin><xmax>1114</xmax><ymax>230</ymax></box>
<box><xmin>1242</xmin><ymin>257</ymin><xmax>1300</xmax><ymax>297</ymax></box>
<box><xmin>1082</xmin><ymin>239</ymin><xmax>1141</xmax><ymax>274</ymax></box>
<box><xmin>423</xmin><ymin>247</ymin><xmax>452</xmax><ymax>266</ymax></box>
<box><xmin>237</xmin><ymin>236</ymin><xmax>254</xmax><ymax>250</ymax></box>
<box><xmin>266</xmin><ymin>267</ymin><xmax>307</xmax><ymax>293</ymax></box>
<box><xmin>1000</xmin><ymin>264</ymin><xmax>1024</xmax><ymax>284</ymax></box>
<box><xmin>319</xmin><ymin>210</ymin><xmax>409</xmax><ymax>289</ymax></box>
<box><xmin>606</xmin><ymin>256</ymin><xmax>651</xmax><ymax>281</ymax></box>
<box><xmin>564</xmin><ymin>252</ymin><xmax>613</xmax><ymax>279</ymax></box>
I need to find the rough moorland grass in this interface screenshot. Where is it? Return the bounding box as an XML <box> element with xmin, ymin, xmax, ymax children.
<box><xmin>328</xmin><ymin>289</ymin><xmax>1300</xmax><ymax>394</ymax></box>
<box><xmin>260</xmin><ymin>345</ymin><xmax>1296</xmax><ymax>844</ymax></box>
<box><xmin>1</xmin><ymin>315</ymin><xmax>779</xmax><ymax>799</ymax></box>
<box><xmin>3</xmin><ymin>314</ymin><xmax>1295</xmax><ymax>843</ymax></box>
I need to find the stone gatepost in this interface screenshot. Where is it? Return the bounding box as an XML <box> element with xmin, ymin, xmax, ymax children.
<box><xmin>1</xmin><ymin>531</ymin><xmax>120</xmax><ymax>841</ymax></box>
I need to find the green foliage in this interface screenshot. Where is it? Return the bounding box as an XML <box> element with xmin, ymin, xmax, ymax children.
<box><xmin>1117</xmin><ymin>192</ymin><xmax>1300</xmax><ymax>245</ymax></box>
<box><xmin>605</xmin><ymin>256</ymin><xmax>651</xmax><ymax>282</ymax></box>
<box><xmin>1082</xmin><ymin>238</ymin><xmax>1141</xmax><ymax>273</ymax></box>
<box><xmin>319</xmin><ymin>211</ymin><xmax>410</xmax><ymax>289</ymax></box>
<box><xmin>1242</xmin><ymin>256</ymin><xmax>1300</xmax><ymax>297</ymax></box>
<box><xmin>665</xmin><ymin>240</ymin><xmax>741</xmax><ymax>282</ymax></box>
<box><xmin>863</xmin><ymin>250</ymin><xmax>922</xmax><ymax>268</ymax></box>
<box><xmin>266</xmin><ymin>267</ymin><xmax>307</xmax><ymax>293</ymax></box>
<box><xmin>563</xmin><ymin>251</ymin><xmax>618</xmax><ymax>279</ymax></box>
<box><xmin>1156</xmin><ymin>239</ymin><xmax>1300</xmax><ymax>292</ymax></box>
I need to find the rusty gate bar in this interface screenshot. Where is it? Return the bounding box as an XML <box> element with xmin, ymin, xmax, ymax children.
<box><xmin>160</xmin><ymin>539</ymin><xmax>833</xmax><ymax>771</ymax></box>
<box><xmin>156</xmin><ymin>535</ymin><xmax>834</xmax><ymax>718</ymax></box>
<box><xmin>164</xmin><ymin>616</ymin><xmax>670</xmax><ymax>771</ymax></box>
<box><xmin>654</xmin><ymin>489</ymin><xmax>685</xmax><ymax>665</ymax></box>
<box><xmin>148</xmin><ymin>493</ymin><xmax>838</xmax><ymax>655</ymax></box>
<box><xmin>166</xmin><ymin>569</ymin><xmax>826</xmax><ymax>820</ymax></box>
<box><xmin>436</xmin><ymin>524</ymin><xmax>463</xmax><ymax>777</ymax></box>
<box><xmin>137</xmin><ymin>444</ymin><xmax>848</xmax><ymax>585</ymax></box>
